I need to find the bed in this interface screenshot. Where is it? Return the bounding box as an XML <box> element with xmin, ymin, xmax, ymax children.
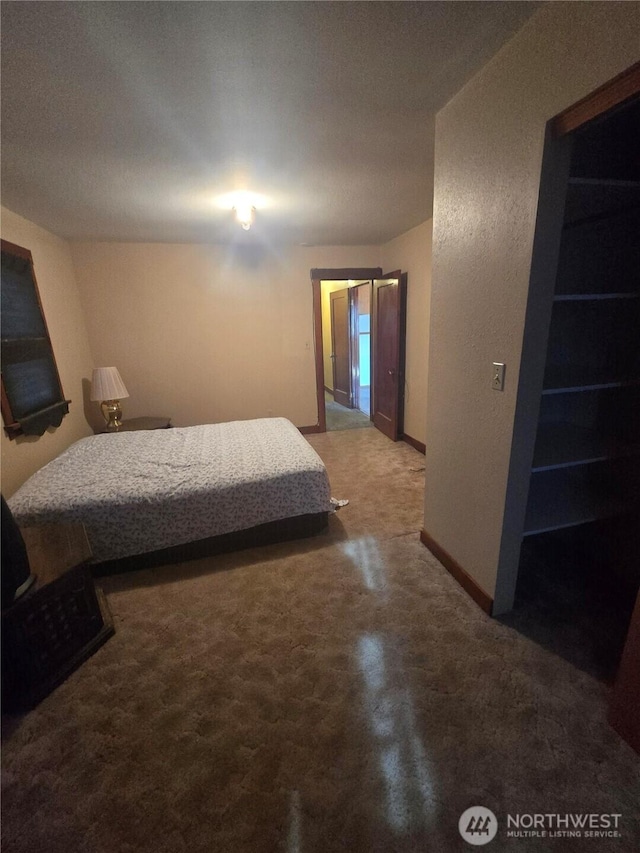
<box><xmin>8</xmin><ymin>418</ymin><xmax>332</xmax><ymax>572</ymax></box>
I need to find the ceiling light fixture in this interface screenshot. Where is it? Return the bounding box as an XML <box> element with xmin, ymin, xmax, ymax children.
<box><xmin>215</xmin><ymin>190</ymin><xmax>266</xmax><ymax>232</ymax></box>
<box><xmin>233</xmin><ymin>202</ymin><xmax>255</xmax><ymax>231</ymax></box>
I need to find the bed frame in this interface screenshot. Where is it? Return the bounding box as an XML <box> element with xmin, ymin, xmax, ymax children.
<box><xmin>91</xmin><ymin>511</ymin><xmax>329</xmax><ymax>576</ymax></box>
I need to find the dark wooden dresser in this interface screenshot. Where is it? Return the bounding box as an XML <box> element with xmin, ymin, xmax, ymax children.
<box><xmin>1</xmin><ymin>523</ymin><xmax>114</xmax><ymax>712</ymax></box>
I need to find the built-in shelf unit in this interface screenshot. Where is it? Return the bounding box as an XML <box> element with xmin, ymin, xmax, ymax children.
<box><xmin>522</xmin><ymin>97</ymin><xmax>640</xmax><ymax>540</ymax></box>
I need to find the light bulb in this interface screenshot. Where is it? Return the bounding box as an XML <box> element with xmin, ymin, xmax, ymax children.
<box><xmin>234</xmin><ymin>204</ymin><xmax>255</xmax><ymax>231</ymax></box>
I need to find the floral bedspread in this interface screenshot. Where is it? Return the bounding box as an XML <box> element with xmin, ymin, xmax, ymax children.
<box><xmin>9</xmin><ymin>418</ymin><xmax>332</xmax><ymax>562</ymax></box>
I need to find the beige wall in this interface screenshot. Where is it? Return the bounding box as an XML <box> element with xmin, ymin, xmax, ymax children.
<box><xmin>70</xmin><ymin>243</ymin><xmax>380</xmax><ymax>430</ymax></box>
<box><xmin>380</xmin><ymin>220</ymin><xmax>432</xmax><ymax>445</ymax></box>
<box><xmin>1</xmin><ymin>207</ymin><xmax>95</xmax><ymax>496</ymax></box>
<box><xmin>424</xmin><ymin>2</ymin><xmax>640</xmax><ymax>613</ymax></box>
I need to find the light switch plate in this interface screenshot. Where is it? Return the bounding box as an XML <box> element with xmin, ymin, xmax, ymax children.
<box><xmin>492</xmin><ymin>362</ymin><xmax>505</xmax><ymax>391</ymax></box>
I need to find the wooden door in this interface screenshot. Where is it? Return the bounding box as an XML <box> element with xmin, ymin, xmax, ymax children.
<box><xmin>330</xmin><ymin>288</ymin><xmax>353</xmax><ymax>408</ymax></box>
<box><xmin>372</xmin><ymin>272</ymin><xmax>406</xmax><ymax>440</ymax></box>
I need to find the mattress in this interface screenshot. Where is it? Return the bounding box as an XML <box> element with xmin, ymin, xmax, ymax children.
<box><xmin>8</xmin><ymin>418</ymin><xmax>332</xmax><ymax>563</ymax></box>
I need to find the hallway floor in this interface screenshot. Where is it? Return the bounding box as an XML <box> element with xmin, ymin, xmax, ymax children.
<box><xmin>2</xmin><ymin>429</ymin><xmax>638</xmax><ymax>852</ymax></box>
<box><xmin>325</xmin><ymin>390</ymin><xmax>373</xmax><ymax>431</ymax></box>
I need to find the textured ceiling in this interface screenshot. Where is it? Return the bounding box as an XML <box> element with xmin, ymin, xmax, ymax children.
<box><xmin>1</xmin><ymin>1</ymin><xmax>538</xmax><ymax>246</ymax></box>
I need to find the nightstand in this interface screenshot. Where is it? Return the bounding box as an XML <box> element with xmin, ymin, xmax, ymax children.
<box><xmin>96</xmin><ymin>416</ymin><xmax>171</xmax><ymax>434</ymax></box>
<box><xmin>1</xmin><ymin>523</ymin><xmax>114</xmax><ymax>711</ymax></box>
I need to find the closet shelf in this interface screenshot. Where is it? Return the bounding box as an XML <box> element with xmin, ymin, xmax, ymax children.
<box><xmin>568</xmin><ymin>177</ymin><xmax>640</xmax><ymax>188</ymax></box>
<box><xmin>532</xmin><ymin>422</ymin><xmax>640</xmax><ymax>472</ymax></box>
<box><xmin>542</xmin><ymin>366</ymin><xmax>640</xmax><ymax>395</ymax></box>
<box><xmin>562</xmin><ymin>179</ymin><xmax>640</xmax><ymax>228</ymax></box>
<box><xmin>523</xmin><ymin>469</ymin><xmax>632</xmax><ymax>537</ymax></box>
<box><xmin>553</xmin><ymin>292</ymin><xmax>640</xmax><ymax>302</ymax></box>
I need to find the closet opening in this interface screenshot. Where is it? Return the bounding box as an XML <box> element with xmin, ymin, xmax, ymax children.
<box><xmin>501</xmin><ymin>71</ymin><xmax>640</xmax><ymax>706</ymax></box>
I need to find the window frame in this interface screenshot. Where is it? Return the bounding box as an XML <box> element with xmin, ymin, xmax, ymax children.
<box><xmin>1</xmin><ymin>239</ymin><xmax>70</xmax><ymax>440</ymax></box>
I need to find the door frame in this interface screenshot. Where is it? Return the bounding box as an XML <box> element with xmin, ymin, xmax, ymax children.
<box><xmin>350</xmin><ymin>282</ymin><xmax>373</xmax><ymax>416</ymax></box>
<box><xmin>305</xmin><ymin>268</ymin><xmax>382</xmax><ymax>434</ymax></box>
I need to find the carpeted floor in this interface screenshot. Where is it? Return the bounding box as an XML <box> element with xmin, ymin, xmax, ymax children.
<box><xmin>2</xmin><ymin>429</ymin><xmax>639</xmax><ymax>852</ymax></box>
<box><xmin>325</xmin><ymin>392</ymin><xmax>373</xmax><ymax>431</ymax></box>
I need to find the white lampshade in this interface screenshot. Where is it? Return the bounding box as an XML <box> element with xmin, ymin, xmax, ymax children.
<box><xmin>90</xmin><ymin>367</ymin><xmax>129</xmax><ymax>401</ymax></box>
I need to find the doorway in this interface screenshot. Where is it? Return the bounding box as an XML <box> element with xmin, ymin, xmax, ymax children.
<box><xmin>310</xmin><ymin>267</ymin><xmax>406</xmax><ymax>438</ymax></box>
<box><xmin>323</xmin><ymin>280</ymin><xmax>373</xmax><ymax>431</ymax></box>
<box><xmin>352</xmin><ymin>283</ymin><xmax>372</xmax><ymax>416</ymax></box>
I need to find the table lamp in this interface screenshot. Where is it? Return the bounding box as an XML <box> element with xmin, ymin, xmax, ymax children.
<box><xmin>90</xmin><ymin>367</ymin><xmax>129</xmax><ymax>431</ymax></box>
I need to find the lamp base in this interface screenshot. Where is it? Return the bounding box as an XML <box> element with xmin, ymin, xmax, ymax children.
<box><xmin>101</xmin><ymin>400</ymin><xmax>123</xmax><ymax>431</ymax></box>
